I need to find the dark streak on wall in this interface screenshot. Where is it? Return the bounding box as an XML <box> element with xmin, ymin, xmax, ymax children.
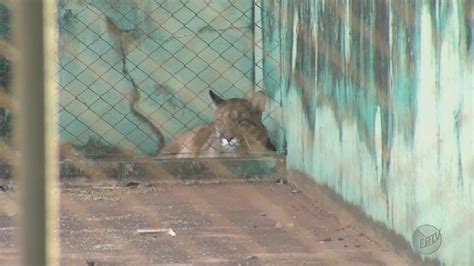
<box><xmin>262</xmin><ymin>0</ymin><xmax>473</xmax><ymax>264</ymax></box>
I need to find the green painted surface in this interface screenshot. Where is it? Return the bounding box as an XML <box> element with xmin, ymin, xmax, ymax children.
<box><xmin>1</xmin><ymin>1</ymin><xmax>286</xmax><ymax>157</ymax></box>
<box><xmin>57</xmin><ymin>0</ymin><xmax>265</xmax><ymax>154</ymax></box>
<box><xmin>262</xmin><ymin>0</ymin><xmax>473</xmax><ymax>264</ymax></box>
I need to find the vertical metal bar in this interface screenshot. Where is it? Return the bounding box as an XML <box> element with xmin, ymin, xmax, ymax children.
<box><xmin>12</xmin><ymin>0</ymin><xmax>59</xmax><ymax>265</ymax></box>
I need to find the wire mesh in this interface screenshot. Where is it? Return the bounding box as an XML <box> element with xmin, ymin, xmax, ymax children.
<box><xmin>1</xmin><ymin>0</ymin><xmax>465</xmax><ymax>264</ymax></box>
<box><xmin>0</xmin><ymin>2</ymin><xmax>12</xmax><ymax>181</ymax></box>
<box><xmin>56</xmin><ymin>0</ymin><xmax>284</xmax><ymax>157</ymax></box>
<box><xmin>0</xmin><ymin>2</ymin><xmax>288</xmax><ymax>264</ymax></box>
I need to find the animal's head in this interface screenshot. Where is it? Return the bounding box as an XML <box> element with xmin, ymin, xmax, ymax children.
<box><xmin>209</xmin><ymin>90</ymin><xmax>274</xmax><ymax>153</ymax></box>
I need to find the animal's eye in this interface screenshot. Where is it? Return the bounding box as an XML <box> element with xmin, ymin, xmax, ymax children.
<box><xmin>237</xmin><ymin>119</ymin><xmax>247</xmax><ymax>126</ymax></box>
<box><xmin>237</xmin><ymin>119</ymin><xmax>255</xmax><ymax>127</ymax></box>
<box><xmin>239</xmin><ymin>113</ymin><xmax>250</xmax><ymax>120</ymax></box>
<box><xmin>215</xmin><ymin>120</ymin><xmax>224</xmax><ymax>129</ymax></box>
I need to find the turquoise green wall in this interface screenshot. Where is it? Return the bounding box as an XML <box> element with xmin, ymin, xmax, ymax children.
<box><xmin>57</xmin><ymin>0</ymin><xmax>259</xmax><ymax>154</ymax></box>
<box><xmin>0</xmin><ymin>1</ymin><xmax>285</xmax><ymax>156</ymax></box>
<box><xmin>262</xmin><ymin>0</ymin><xmax>473</xmax><ymax>264</ymax></box>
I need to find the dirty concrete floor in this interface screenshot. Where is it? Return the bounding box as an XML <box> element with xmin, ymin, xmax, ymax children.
<box><xmin>0</xmin><ymin>182</ymin><xmax>406</xmax><ymax>265</ymax></box>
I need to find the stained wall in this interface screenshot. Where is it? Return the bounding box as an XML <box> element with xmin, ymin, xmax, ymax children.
<box><xmin>261</xmin><ymin>0</ymin><xmax>473</xmax><ymax>264</ymax></box>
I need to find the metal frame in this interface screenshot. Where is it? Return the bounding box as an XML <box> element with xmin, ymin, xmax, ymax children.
<box><xmin>13</xmin><ymin>0</ymin><xmax>59</xmax><ymax>265</ymax></box>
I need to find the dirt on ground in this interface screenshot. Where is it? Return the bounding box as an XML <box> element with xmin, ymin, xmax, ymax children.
<box><xmin>0</xmin><ymin>181</ymin><xmax>407</xmax><ymax>265</ymax></box>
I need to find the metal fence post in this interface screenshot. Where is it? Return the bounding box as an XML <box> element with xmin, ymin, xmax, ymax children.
<box><xmin>12</xmin><ymin>0</ymin><xmax>59</xmax><ymax>265</ymax></box>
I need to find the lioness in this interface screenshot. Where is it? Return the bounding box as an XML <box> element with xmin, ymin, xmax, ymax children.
<box><xmin>159</xmin><ymin>90</ymin><xmax>275</xmax><ymax>158</ymax></box>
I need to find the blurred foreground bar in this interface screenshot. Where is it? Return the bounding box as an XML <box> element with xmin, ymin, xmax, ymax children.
<box><xmin>13</xmin><ymin>1</ymin><xmax>59</xmax><ymax>265</ymax></box>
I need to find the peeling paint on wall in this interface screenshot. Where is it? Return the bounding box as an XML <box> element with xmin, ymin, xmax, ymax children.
<box><xmin>262</xmin><ymin>0</ymin><xmax>473</xmax><ymax>264</ymax></box>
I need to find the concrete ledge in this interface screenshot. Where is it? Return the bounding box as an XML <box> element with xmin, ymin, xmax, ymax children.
<box><xmin>286</xmin><ymin>170</ymin><xmax>440</xmax><ymax>266</ymax></box>
<box><xmin>59</xmin><ymin>156</ymin><xmax>285</xmax><ymax>185</ymax></box>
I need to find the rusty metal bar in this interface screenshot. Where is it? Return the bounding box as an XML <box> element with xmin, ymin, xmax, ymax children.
<box><xmin>12</xmin><ymin>0</ymin><xmax>59</xmax><ymax>265</ymax></box>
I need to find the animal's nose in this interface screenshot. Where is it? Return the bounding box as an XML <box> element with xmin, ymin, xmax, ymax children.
<box><xmin>222</xmin><ymin>133</ymin><xmax>234</xmax><ymax>142</ymax></box>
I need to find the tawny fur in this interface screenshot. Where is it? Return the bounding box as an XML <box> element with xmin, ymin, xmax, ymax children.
<box><xmin>160</xmin><ymin>91</ymin><xmax>274</xmax><ymax>158</ymax></box>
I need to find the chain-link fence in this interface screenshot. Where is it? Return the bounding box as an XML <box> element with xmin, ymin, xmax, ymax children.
<box><xmin>0</xmin><ymin>2</ymin><xmax>12</xmax><ymax>179</ymax></box>
<box><xmin>56</xmin><ymin>0</ymin><xmax>283</xmax><ymax>157</ymax></box>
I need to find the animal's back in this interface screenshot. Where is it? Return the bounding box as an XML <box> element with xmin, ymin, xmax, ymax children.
<box><xmin>160</xmin><ymin>124</ymin><xmax>215</xmax><ymax>158</ymax></box>
<box><xmin>159</xmin><ymin>91</ymin><xmax>274</xmax><ymax>158</ymax></box>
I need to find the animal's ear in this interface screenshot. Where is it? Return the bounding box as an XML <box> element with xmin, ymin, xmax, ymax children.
<box><xmin>250</xmin><ymin>90</ymin><xmax>267</xmax><ymax>113</ymax></box>
<box><xmin>209</xmin><ymin>90</ymin><xmax>224</xmax><ymax>108</ymax></box>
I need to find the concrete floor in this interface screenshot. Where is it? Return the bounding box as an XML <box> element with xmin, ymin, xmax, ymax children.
<box><xmin>0</xmin><ymin>182</ymin><xmax>406</xmax><ymax>265</ymax></box>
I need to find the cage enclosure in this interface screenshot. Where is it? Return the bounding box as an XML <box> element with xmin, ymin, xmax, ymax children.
<box><xmin>1</xmin><ymin>0</ymin><xmax>473</xmax><ymax>265</ymax></box>
<box><xmin>54</xmin><ymin>0</ymin><xmax>285</xmax><ymax>182</ymax></box>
